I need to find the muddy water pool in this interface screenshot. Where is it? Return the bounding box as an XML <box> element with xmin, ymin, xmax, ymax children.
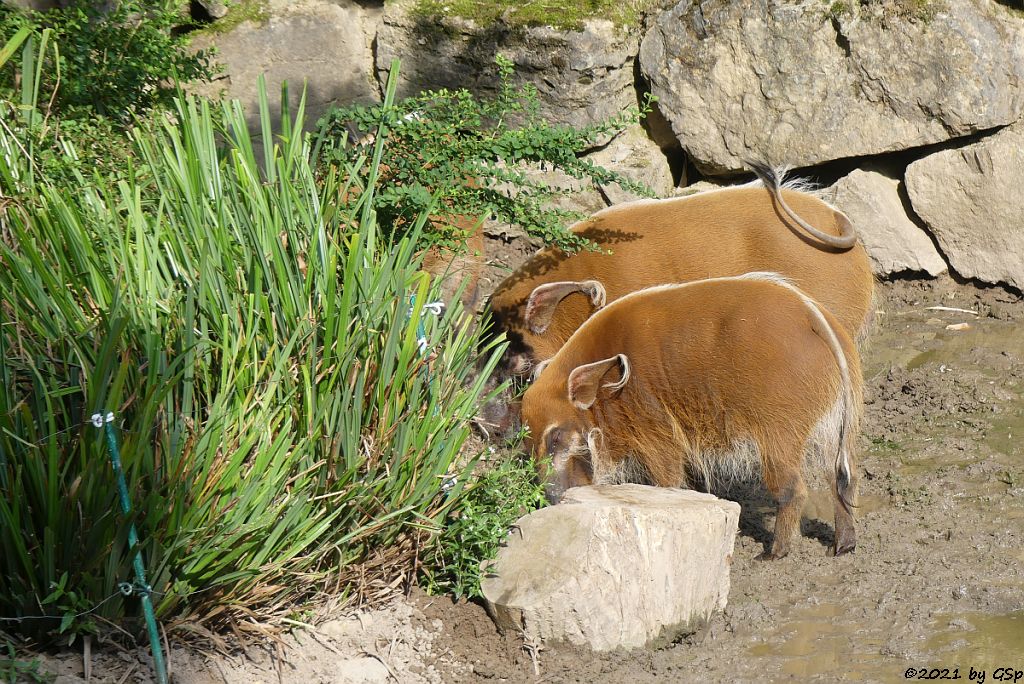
<box><xmin>724</xmin><ymin>287</ymin><xmax>1024</xmax><ymax>684</ymax></box>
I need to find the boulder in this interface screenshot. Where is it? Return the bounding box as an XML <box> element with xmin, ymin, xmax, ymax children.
<box><xmin>376</xmin><ymin>2</ymin><xmax>639</xmax><ymax>133</ymax></box>
<box><xmin>190</xmin><ymin>0</ymin><xmax>380</xmax><ymax>128</ymax></box>
<box><xmin>905</xmin><ymin>125</ymin><xmax>1024</xmax><ymax>290</ymax></box>
<box><xmin>482</xmin><ymin>485</ymin><xmax>740</xmax><ymax>651</ymax></box>
<box><xmin>588</xmin><ymin>125</ymin><xmax>677</xmax><ymax>203</ymax></box>
<box><xmin>195</xmin><ymin>0</ymin><xmax>229</xmax><ymax>20</ymax></box>
<box><xmin>829</xmin><ymin>169</ymin><xmax>947</xmax><ymax>277</ymax></box>
<box><xmin>639</xmin><ymin>0</ymin><xmax>1024</xmax><ymax>175</ymax></box>
<box><xmin>675</xmin><ymin>179</ymin><xmax>739</xmax><ymax>196</ymax></box>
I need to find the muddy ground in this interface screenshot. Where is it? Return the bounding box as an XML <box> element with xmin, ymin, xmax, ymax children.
<box><xmin>25</xmin><ymin>267</ymin><xmax>1024</xmax><ymax>683</ymax></box>
<box><xmin>408</xmin><ymin>270</ymin><xmax>1024</xmax><ymax>684</ymax></box>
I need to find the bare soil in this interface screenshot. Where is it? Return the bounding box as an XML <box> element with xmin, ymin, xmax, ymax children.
<box><xmin>26</xmin><ymin>265</ymin><xmax>1024</xmax><ymax>683</ymax></box>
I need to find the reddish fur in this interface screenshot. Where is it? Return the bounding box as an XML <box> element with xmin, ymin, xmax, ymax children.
<box><xmin>420</xmin><ymin>215</ymin><xmax>486</xmax><ymax>313</ymax></box>
<box><xmin>489</xmin><ymin>186</ymin><xmax>874</xmax><ymax>375</ymax></box>
<box><xmin>522</xmin><ymin>278</ymin><xmax>863</xmax><ymax>559</ymax></box>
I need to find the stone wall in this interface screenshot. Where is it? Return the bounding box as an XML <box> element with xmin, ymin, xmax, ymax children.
<box><xmin>192</xmin><ymin>0</ymin><xmax>1024</xmax><ymax>290</ymax></box>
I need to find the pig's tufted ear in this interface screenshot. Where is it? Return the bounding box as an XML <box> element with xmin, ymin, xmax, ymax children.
<box><xmin>567</xmin><ymin>354</ymin><xmax>630</xmax><ymax>410</ymax></box>
<box><xmin>524</xmin><ymin>280</ymin><xmax>606</xmax><ymax>335</ymax></box>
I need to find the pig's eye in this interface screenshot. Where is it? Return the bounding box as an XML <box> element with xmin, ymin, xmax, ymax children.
<box><xmin>545</xmin><ymin>428</ymin><xmax>564</xmax><ymax>454</ymax></box>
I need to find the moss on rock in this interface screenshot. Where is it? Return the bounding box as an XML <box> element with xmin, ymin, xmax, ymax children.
<box><xmin>407</xmin><ymin>0</ymin><xmax>657</xmax><ymax>31</ymax></box>
<box><xmin>197</xmin><ymin>0</ymin><xmax>269</xmax><ymax>35</ymax></box>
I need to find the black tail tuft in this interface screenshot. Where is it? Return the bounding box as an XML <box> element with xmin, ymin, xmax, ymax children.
<box><xmin>835</xmin><ymin>422</ymin><xmax>859</xmax><ymax>515</ymax></box>
<box><xmin>745</xmin><ymin>160</ymin><xmax>781</xmax><ymax>190</ymax></box>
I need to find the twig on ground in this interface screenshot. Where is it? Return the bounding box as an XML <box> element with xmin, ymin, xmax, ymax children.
<box><xmin>114</xmin><ymin>664</ymin><xmax>137</xmax><ymax>684</ymax></box>
<box><xmin>84</xmin><ymin>635</ymin><xmax>92</xmax><ymax>683</ymax></box>
<box><xmin>161</xmin><ymin>623</ymin><xmax>172</xmax><ymax>683</ymax></box>
<box><xmin>521</xmin><ymin>632</ymin><xmax>545</xmax><ymax>677</ymax></box>
<box><xmin>363</xmin><ymin>650</ymin><xmax>400</xmax><ymax>682</ymax></box>
<box><xmin>307</xmin><ymin>630</ymin><xmax>342</xmax><ymax>656</ymax></box>
<box><xmin>274</xmin><ymin>639</ymin><xmax>284</xmax><ymax>684</ymax></box>
<box><xmin>925</xmin><ymin>306</ymin><xmax>978</xmax><ymax>315</ymax></box>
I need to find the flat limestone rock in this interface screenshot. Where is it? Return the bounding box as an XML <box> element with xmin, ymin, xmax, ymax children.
<box><xmin>189</xmin><ymin>0</ymin><xmax>380</xmax><ymax>128</ymax></box>
<box><xmin>905</xmin><ymin>125</ymin><xmax>1024</xmax><ymax>291</ymax></box>
<box><xmin>829</xmin><ymin>168</ymin><xmax>948</xmax><ymax>277</ymax></box>
<box><xmin>481</xmin><ymin>485</ymin><xmax>740</xmax><ymax>651</ymax></box>
<box><xmin>376</xmin><ymin>0</ymin><xmax>638</xmax><ymax>135</ymax></box>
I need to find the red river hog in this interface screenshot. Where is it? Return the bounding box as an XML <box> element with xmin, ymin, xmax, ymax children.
<box><xmin>486</xmin><ymin>165</ymin><xmax>873</xmax><ymax>383</ymax></box>
<box><xmin>521</xmin><ymin>273</ymin><xmax>863</xmax><ymax>560</ymax></box>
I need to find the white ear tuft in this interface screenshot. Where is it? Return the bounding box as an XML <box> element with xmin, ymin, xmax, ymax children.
<box><xmin>602</xmin><ymin>354</ymin><xmax>630</xmax><ymax>392</ymax></box>
<box><xmin>582</xmin><ymin>280</ymin><xmax>607</xmax><ymax>309</ymax></box>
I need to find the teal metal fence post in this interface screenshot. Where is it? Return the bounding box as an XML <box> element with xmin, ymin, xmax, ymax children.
<box><xmin>92</xmin><ymin>411</ymin><xmax>168</xmax><ymax>684</ymax></box>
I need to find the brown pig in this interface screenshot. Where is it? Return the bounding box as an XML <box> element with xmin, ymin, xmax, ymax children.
<box><xmin>420</xmin><ymin>215</ymin><xmax>486</xmax><ymax>314</ymax></box>
<box><xmin>521</xmin><ymin>273</ymin><xmax>862</xmax><ymax>559</ymax></box>
<box><xmin>485</xmin><ymin>165</ymin><xmax>873</xmax><ymax>384</ymax></box>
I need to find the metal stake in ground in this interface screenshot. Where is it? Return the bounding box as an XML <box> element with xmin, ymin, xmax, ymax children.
<box><xmin>92</xmin><ymin>412</ymin><xmax>168</xmax><ymax>684</ymax></box>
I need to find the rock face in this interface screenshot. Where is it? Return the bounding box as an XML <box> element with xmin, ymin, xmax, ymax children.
<box><xmin>905</xmin><ymin>125</ymin><xmax>1024</xmax><ymax>290</ymax></box>
<box><xmin>190</xmin><ymin>0</ymin><xmax>380</xmax><ymax>127</ymax></box>
<box><xmin>482</xmin><ymin>485</ymin><xmax>740</xmax><ymax>651</ymax></box>
<box><xmin>589</xmin><ymin>125</ymin><xmax>677</xmax><ymax>204</ymax></box>
<box><xmin>830</xmin><ymin>169</ymin><xmax>947</xmax><ymax>277</ymax></box>
<box><xmin>376</xmin><ymin>1</ymin><xmax>639</xmax><ymax>132</ymax></box>
<box><xmin>640</xmin><ymin>0</ymin><xmax>1024</xmax><ymax>175</ymax></box>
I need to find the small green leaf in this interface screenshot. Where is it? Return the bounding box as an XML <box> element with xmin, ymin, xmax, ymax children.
<box><xmin>59</xmin><ymin>613</ymin><xmax>73</xmax><ymax>634</ymax></box>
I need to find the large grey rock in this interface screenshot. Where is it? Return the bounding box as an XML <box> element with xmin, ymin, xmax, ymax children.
<box><xmin>640</xmin><ymin>0</ymin><xmax>1024</xmax><ymax>175</ymax></box>
<box><xmin>196</xmin><ymin>0</ymin><xmax>229</xmax><ymax>20</ymax></box>
<box><xmin>830</xmin><ymin>169</ymin><xmax>947</xmax><ymax>277</ymax></box>
<box><xmin>192</xmin><ymin>0</ymin><xmax>226</xmax><ymax>19</ymax></box>
<box><xmin>376</xmin><ymin>1</ymin><xmax>639</xmax><ymax>132</ymax></box>
<box><xmin>589</xmin><ymin>124</ymin><xmax>677</xmax><ymax>203</ymax></box>
<box><xmin>190</xmin><ymin>0</ymin><xmax>380</xmax><ymax>128</ymax></box>
<box><xmin>905</xmin><ymin>125</ymin><xmax>1024</xmax><ymax>290</ymax></box>
<box><xmin>482</xmin><ymin>485</ymin><xmax>740</xmax><ymax>651</ymax></box>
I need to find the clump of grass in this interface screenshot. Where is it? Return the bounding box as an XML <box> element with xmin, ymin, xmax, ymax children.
<box><xmin>825</xmin><ymin>1</ymin><xmax>852</xmax><ymax>19</ymax></box>
<box><xmin>869</xmin><ymin>435</ymin><xmax>905</xmax><ymax>453</ymax></box>
<box><xmin>0</xmin><ymin>62</ymin><xmax>504</xmax><ymax>641</ymax></box>
<box><xmin>824</xmin><ymin>0</ymin><xmax>941</xmax><ymax>22</ymax></box>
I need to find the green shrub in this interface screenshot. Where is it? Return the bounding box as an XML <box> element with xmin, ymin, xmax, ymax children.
<box><xmin>0</xmin><ymin>3</ymin><xmax>199</xmax><ymax>189</ymax></box>
<box><xmin>0</xmin><ymin>0</ymin><xmax>216</xmax><ymax>121</ymax></box>
<box><xmin>316</xmin><ymin>55</ymin><xmax>653</xmax><ymax>253</ymax></box>
<box><xmin>420</xmin><ymin>440</ymin><xmax>547</xmax><ymax>600</ymax></box>
<box><xmin>0</xmin><ymin>73</ymin><xmax>505</xmax><ymax>640</ymax></box>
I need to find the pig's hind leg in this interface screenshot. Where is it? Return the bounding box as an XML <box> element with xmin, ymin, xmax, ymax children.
<box><xmin>761</xmin><ymin>440</ymin><xmax>808</xmax><ymax>560</ymax></box>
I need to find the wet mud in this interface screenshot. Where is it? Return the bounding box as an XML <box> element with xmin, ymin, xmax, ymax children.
<box><xmin>419</xmin><ymin>275</ymin><xmax>1024</xmax><ymax>684</ymax></box>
